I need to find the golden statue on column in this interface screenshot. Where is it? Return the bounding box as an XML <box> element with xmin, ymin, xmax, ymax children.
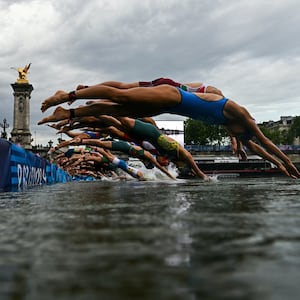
<box><xmin>11</xmin><ymin>63</ymin><xmax>31</xmax><ymax>83</ymax></box>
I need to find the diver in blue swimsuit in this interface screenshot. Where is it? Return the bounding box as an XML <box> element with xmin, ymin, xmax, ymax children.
<box><xmin>39</xmin><ymin>83</ymin><xmax>300</xmax><ymax>178</ymax></box>
<box><xmin>164</xmin><ymin>88</ymin><xmax>228</xmax><ymax>125</ymax></box>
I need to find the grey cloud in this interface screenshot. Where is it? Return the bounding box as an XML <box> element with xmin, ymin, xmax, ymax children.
<box><xmin>1</xmin><ymin>0</ymin><xmax>300</xmax><ymax>145</ymax></box>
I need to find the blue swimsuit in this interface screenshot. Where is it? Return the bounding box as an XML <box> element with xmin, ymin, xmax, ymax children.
<box><xmin>164</xmin><ymin>88</ymin><xmax>228</xmax><ymax>125</ymax></box>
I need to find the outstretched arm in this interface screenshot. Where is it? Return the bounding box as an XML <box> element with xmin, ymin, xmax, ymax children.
<box><xmin>244</xmin><ymin>121</ymin><xmax>300</xmax><ymax>178</ymax></box>
<box><xmin>233</xmin><ymin>138</ymin><xmax>248</xmax><ymax>160</ymax></box>
<box><xmin>244</xmin><ymin>140</ymin><xmax>296</xmax><ymax>178</ymax></box>
<box><xmin>225</xmin><ymin>102</ymin><xmax>300</xmax><ymax>178</ymax></box>
<box><xmin>178</xmin><ymin>147</ymin><xmax>210</xmax><ymax>180</ymax></box>
<box><xmin>225</xmin><ymin>129</ymin><xmax>247</xmax><ymax>160</ymax></box>
<box><xmin>142</xmin><ymin>151</ymin><xmax>176</xmax><ymax>180</ymax></box>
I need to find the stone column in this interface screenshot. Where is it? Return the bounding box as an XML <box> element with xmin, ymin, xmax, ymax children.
<box><xmin>10</xmin><ymin>83</ymin><xmax>34</xmax><ymax>149</ymax></box>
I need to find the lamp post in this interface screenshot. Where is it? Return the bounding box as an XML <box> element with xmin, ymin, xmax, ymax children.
<box><xmin>48</xmin><ymin>140</ymin><xmax>53</xmax><ymax>149</ymax></box>
<box><xmin>0</xmin><ymin>118</ymin><xmax>9</xmax><ymax>139</ymax></box>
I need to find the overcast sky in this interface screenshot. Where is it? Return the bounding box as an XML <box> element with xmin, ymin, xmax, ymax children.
<box><xmin>1</xmin><ymin>0</ymin><xmax>300</xmax><ymax>146</ymax></box>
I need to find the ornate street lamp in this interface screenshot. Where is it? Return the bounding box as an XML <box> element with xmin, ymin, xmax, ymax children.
<box><xmin>0</xmin><ymin>118</ymin><xmax>9</xmax><ymax>139</ymax></box>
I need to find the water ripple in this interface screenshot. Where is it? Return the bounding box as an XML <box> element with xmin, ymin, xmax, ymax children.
<box><xmin>0</xmin><ymin>177</ymin><xmax>299</xmax><ymax>299</ymax></box>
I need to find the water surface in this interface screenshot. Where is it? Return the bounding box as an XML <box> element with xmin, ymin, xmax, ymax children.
<box><xmin>0</xmin><ymin>177</ymin><xmax>299</xmax><ymax>300</ymax></box>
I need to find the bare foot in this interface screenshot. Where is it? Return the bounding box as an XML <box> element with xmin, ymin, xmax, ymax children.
<box><xmin>47</xmin><ymin>124</ymin><xmax>59</xmax><ymax>130</ymax></box>
<box><xmin>41</xmin><ymin>91</ymin><xmax>69</xmax><ymax>112</ymax></box>
<box><xmin>76</xmin><ymin>84</ymin><xmax>87</xmax><ymax>90</ymax></box>
<box><xmin>56</xmin><ymin>125</ymin><xmax>72</xmax><ymax>134</ymax></box>
<box><xmin>55</xmin><ymin>119</ymin><xmax>70</xmax><ymax>129</ymax></box>
<box><xmin>38</xmin><ymin>106</ymin><xmax>70</xmax><ymax>125</ymax></box>
<box><xmin>85</xmin><ymin>100</ymin><xmax>101</xmax><ymax>105</ymax></box>
<box><xmin>69</xmin><ymin>136</ymin><xmax>82</xmax><ymax>145</ymax></box>
<box><xmin>47</xmin><ymin>147</ymin><xmax>56</xmax><ymax>154</ymax></box>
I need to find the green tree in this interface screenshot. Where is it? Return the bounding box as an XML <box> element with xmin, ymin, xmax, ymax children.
<box><xmin>184</xmin><ymin>119</ymin><xmax>227</xmax><ymax>145</ymax></box>
<box><xmin>259</xmin><ymin>126</ymin><xmax>282</xmax><ymax>144</ymax></box>
<box><xmin>280</xmin><ymin>129</ymin><xmax>290</xmax><ymax>144</ymax></box>
<box><xmin>184</xmin><ymin>119</ymin><xmax>209</xmax><ymax>145</ymax></box>
<box><xmin>288</xmin><ymin>116</ymin><xmax>300</xmax><ymax>144</ymax></box>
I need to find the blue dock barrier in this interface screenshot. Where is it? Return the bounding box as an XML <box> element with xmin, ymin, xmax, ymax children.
<box><xmin>0</xmin><ymin>139</ymin><xmax>71</xmax><ymax>192</ymax></box>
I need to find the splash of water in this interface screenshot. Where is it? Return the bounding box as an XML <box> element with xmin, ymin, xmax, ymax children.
<box><xmin>128</xmin><ymin>159</ymin><xmax>179</xmax><ymax>181</ymax></box>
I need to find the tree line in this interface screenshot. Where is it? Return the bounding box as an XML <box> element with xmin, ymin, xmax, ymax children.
<box><xmin>184</xmin><ymin>116</ymin><xmax>300</xmax><ymax>146</ymax></box>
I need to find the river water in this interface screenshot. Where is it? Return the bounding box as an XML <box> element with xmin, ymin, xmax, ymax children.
<box><xmin>0</xmin><ymin>176</ymin><xmax>299</xmax><ymax>300</ymax></box>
